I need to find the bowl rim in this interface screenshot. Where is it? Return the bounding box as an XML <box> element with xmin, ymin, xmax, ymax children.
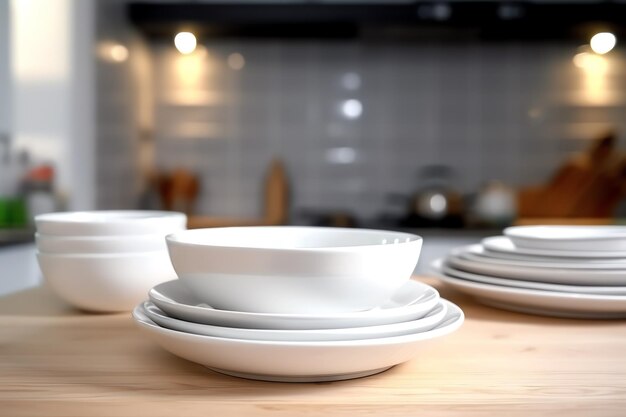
<box><xmin>166</xmin><ymin>226</ymin><xmax>422</xmax><ymax>252</ymax></box>
<box><xmin>35</xmin><ymin>232</ymin><xmax>169</xmax><ymax>242</ymax></box>
<box><xmin>35</xmin><ymin>210</ymin><xmax>186</xmax><ymax>225</ymax></box>
<box><xmin>36</xmin><ymin>250</ymin><xmax>170</xmax><ymax>259</ymax></box>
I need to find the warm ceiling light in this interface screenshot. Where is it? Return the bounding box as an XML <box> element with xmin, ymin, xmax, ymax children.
<box><xmin>590</xmin><ymin>32</ymin><xmax>616</xmax><ymax>55</ymax></box>
<box><xmin>174</xmin><ymin>32</ymin><xmax>197</xmax><ymax>54</ymax></box>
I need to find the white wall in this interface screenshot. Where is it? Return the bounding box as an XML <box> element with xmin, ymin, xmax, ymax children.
<box><xmin>10</xmin><ymin>0</ymin><xmax>95</xmax><ymax>210</ymax></box>
<box><xmin>0</xmin><ymin>0</ymin><xmax>10</xmax><ymax>135</ymax></box>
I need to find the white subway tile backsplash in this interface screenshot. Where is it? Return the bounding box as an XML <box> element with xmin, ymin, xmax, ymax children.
<box><xmin>98</xmin><ymin>40</ymin><xmax>626</xmax><ymax>221</ymax></box>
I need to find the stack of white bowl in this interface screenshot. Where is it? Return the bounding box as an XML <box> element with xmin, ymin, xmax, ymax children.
<box><xmin>133</xmin><ymin>226</ymin><xmax>464</xmax><ymax>382</ymax></box>
<box><xmin>431</xmin><ymin>225</ymin><xmax>626</xmax><ymax>319</ymax></box>
<box><xmin>35</xmin><ymin>211</ymin><xmax>186</xmax><ymax>312</ymax></box>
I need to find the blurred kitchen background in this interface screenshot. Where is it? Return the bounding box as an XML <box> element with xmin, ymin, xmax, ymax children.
<box><xmin>2</xmin><ymin>0</ymin><xmax>626</xmax><ymax>293</ymax></box>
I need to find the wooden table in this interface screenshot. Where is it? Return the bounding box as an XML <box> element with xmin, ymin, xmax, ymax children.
<box><xmin>1</xmin><ymin>277</ymin><xmax>625</xmax><ymax>417</ymax></box>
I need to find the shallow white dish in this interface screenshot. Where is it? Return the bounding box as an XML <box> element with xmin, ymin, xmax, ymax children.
<box><xmin>166</xmin><ymin>226</ymin><xmax>422</xmax><ymax>314</ymax></box>
<box><xmin>37</xmin><ymin>251</ymin><xmax>177</xmax><ymax>312</ymax></box>
<box><xmin>132</xmin><ymin>300</ymin><xmax>464</xmax><ymax>382</ymax></box>
<box><xmin>36</xmin><ymin>232</ymin><xmax>168</xmax><ymax>254</ymax></box>
<box><xmin>453</xmin><ymin>245</ymin><xmax>626</xmax><ymax>270</ymax></box>
<box><xmin>143</xmin><ymin>299</ymin><xmax>448</xmax><ymax>342</ymax></box>
<box><xmin>470</xmin><ymin>244</ymin><xmax>626</xmax><ymax>265</ymax></box>
<box><xmin>446</xmin><ymin>248</ymin><xmax>626</xmax><ymax>286</ymax></box>
<box><xmin>482</xmin><ymin>236</ymin><xmax>626</xmax><ymax>259</ymax></box>
<box><xmin>434</xmin><ymin>272</ymin><xmax>626</xmax><ymax>319</ymax></box>
<box><xmin>505</xmin><ymin>225</ymin><xmax>626</xmax><ymax>251</ymax></box>
<box><xmin>149</xmin><ymin>279</ymin><xmax>439</xmax><ymax>330</ymax></box>
<box><xmin>35</xmin><ymin>210</ymin><xmax>186</xmax><ymax>236</ymax></box>
<box><xmin>432</xmin><ymin>259</ymin><xmax>626</xmax><ymax>295</ymax></box>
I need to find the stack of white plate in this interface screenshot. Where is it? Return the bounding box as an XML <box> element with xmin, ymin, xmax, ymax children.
<box><xmin>132</xmin><ymin>226</ymin><xmax>464</xmax><ymax>382</ymax></box>
<box><xmin>431</xmin><ymin>225</ymin><xmax>626</xmax><ymax>319</ymax></box>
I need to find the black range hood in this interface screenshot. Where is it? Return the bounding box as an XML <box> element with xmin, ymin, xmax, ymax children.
<box><xmin>128</xmin><ymin>1</ymin><xmax>626</xmax><ymax>40</ymax></box>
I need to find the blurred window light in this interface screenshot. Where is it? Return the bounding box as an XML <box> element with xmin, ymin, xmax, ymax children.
<box><xmin>325</xmin><ymin>147</ymin><xmax>357</xmax><ymax>164</ymax></box>
<box><xmin>174</xmin><ymin>32</ymin><xmax>197</xmax><ymax>55</ymax></box>
<box><xmin>227</xmin><ymin>52</ymin><xmax>245</xmax><ymax>70</ymax></box>
<box><xmin>590</xmin><ymin>32</ymin><xmax>616</xmax><ymax>55</ymax></box>
<box><xmin>341</xmin><ymin>72</ymin><xmax>361</xmax><ymax>90</ymax></box>
<box><xmin>341</xmin><ymin>99</ymin><xmax>363</xmax><ymax>119</ymax></box>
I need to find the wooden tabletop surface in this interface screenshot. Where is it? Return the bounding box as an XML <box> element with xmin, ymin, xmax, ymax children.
<box><xmin>1</xmin><ymin>277</ymin><xmax>625</xmax><ymax>417</ymax></box>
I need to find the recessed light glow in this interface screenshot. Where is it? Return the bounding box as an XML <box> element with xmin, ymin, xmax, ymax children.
<box><xmin>174</xmin><ymin>32</ymin><xmax>197</xmax><ymax>55</ymax></box>
<box><xmin>341</xmin><ymin>99</ymin><xmax>363</xmax><ymax>119</ymax></box>
<box><xmin>590</xmin><ymin>32</ymin><xmax>616</xmax><ymax>55</ymax></box>
<box><xmin>227</xmin><ymin>52</ymin><xmax>245</xmax><ymax>70</ymax></box>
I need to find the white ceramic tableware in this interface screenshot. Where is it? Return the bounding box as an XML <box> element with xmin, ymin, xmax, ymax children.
<box><xmin>132</xmin><ymin>300</ymin><xmax>464</xmax><ymax>382</ymax></box>
<box><xmin>482</xmin><ymin>236</ymin><xmax>626</xmax><ymax>259</ymax></box>
<box><xmin>505</xmin><ymin>225</ymin><xmax>626</xmax><ymax>251</ymax></box>
<box><xmin>142</xmin><ymin>299</ymin><xmax>448</xmax><ymax>342</ymax></box>
<box><xmin>35</xmin><ymin>210</ymin><xmax>186</xmax><ymax>236</ymax></box>
<box><xmin>445</xmin><ymin>249</ymin><xmax>626</xmax><ymax>286</ymax></box>
<box><xmin>434</xmin><ymin>272</ymin><xmax>626</xmax><ymax>319</ymax></box>
<box><xmin>432</xmin><ymin>259</ymin><xmax>626</xmax><ymax>295</ymax></box>
<box><xmin>452</xmin><ymin>245</ymin><xmax>626</xmax><ymax>270</ymax></box>
<box><xmin>166</xmin><ymin>226</ymin><xmax>423</xmax><ymax>314</ymax></box>
<box><xmin>35</xmin><ymin>233</ymin><xmax>168</xmax><ymax>254</ymax></box>
<box><xmin>37</xmin><ymin>251</ymin><xmax>177</xmax><ymax>312</ymax></box>
<box><xmin>149</xmin><ymin>279</ymin><xmax>439</xmax><ymax>330</ymax></box>
<box><xmin>462</xmin><ymin>244</ymin><xmax>626</xmax><ymax>266</ymax></box>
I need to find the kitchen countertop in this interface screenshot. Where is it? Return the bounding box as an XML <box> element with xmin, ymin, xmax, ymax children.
<box><xmin>1</xmin><ymin>278</ymin><xmax>625</xmax><ymax>416</ymax></box>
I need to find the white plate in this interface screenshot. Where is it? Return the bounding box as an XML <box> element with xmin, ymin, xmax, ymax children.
<box><xmin>143</xmin><ymin>299</ymin><xmax>448</xmax><ymax>342</ymax></box>
<box><xmin>132</xmin><ymin>301</ymin><xmax>464</xmax><ymax>382</ymax></box>
<box><xmin>455</xmin><ymin>244</ymin><xmax>626</xmax><ymax>270</ymax></box>
<box><xmin>446</xmin><ymin>250</ymin><xmax>626</xmax><ymax>286</ymax></box>
<box><xmin>505</xmin><ymin>226</ymin><xmax>626</xmax><ymax>251</ymax></box>
<box><xmin>476</xmin><ymin>244</ymin><xmax>626</xmax><ymax>265</ymax></box>
<box><xmin>432</xmin><ymin>259</ymin><xmax>626</xmax><ymax>295</ymax></box>
<box><xmin>482</xmin><ymin>236</ymin><xmax>626</xmax><ymax>259</ymax></box>
<box><xmin>433</xmin><ymin>271</ymin><xmax>626</xmax><ymax>319</ymax></box>
<box><xmin>149</xmin><ymin>279</ymin><xmax>439</xmax><ymax>330</ymax></box>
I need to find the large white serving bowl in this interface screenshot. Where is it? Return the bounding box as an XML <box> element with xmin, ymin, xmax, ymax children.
<box><xmin>36</xmin><ymin>233</ymin><xmax>168</xmax><ymax>254</ymax></box>
<box><xmin>36</xmin><ymin>251</ymin><xmax>177</xmax><ymax>312</ymax></box>
<box><xmin>35</xmin><ymin>211</ymin><xmax>186</xmax><ymax>236</ymax></box>
<box><xmin>132</xmin><ymin>300</ymin><xmax>463</xmax><ymax>382</ymax></box>
<box><xmin>166</xmin><ymin>226</ymin><xmax>423</xmax><ymax>314</ymax></box>
<box><xmin>504</xmin><ymin>226</ymin><xmax>626</xmax><ymax>252</ymax></box>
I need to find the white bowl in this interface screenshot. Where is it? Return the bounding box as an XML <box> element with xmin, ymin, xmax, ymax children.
<box><xmin>166</xmin><ymin>226</ymin><xmax>423</xmax><ymax>314</ymax></box>
<box><xmin>35</xmin><ymin>210</ymin><xmax>187</xmax><ymax>236</ymax></box>
<box><xmin>36</xmin><ymin>251</ymin><xmax>178</xmax><ymax>312</ymax></box>
<box><xmin>504</xmin><ymin>226</ymin><xmax>626</xmax><ymax>252</ymax></box>
<box><xmin>35</xmin><ymin>233</ymin><xmax>168</xmax><ymax>254</ymax></box>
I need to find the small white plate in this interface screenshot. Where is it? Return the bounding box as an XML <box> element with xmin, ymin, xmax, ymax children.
<box><xmin>149</xmin><ymin>279</ymin><xmax>439</xmax><ymax>330</ymax></box>
<box><xmin>432</xmin><ymin>269</ymin><xmax>626</xmax><ymax>319</ymax></box>
<box><xmin>432</xmin><ymin>259</ymin><xmax>626</xmax><ymax>295</ymax></box>
<box><xmin>505</xmin><ymin>225</ymin><xmax>626</xmax><ymax>252</ymax></box>
<box><xmin>483</xmin><ymin>236</ymin><xmax>626</xmax><ymax>259</ymax></box>
<box><xmin>454</xmin><ymin>245</ymin><xmax>626</xmax><ymax>270</ymax></box>
<box><xmin>445</xmin><ymin>249</ymin><xmax>626</xmax><ymax>286</ymax></box>
<box><xmin>143</xmin><ymin>300</ymin><xmax>448</xmax><ymax>342</ymax></box>
<box><xmin>132</xmin><ymin>301</ymin><xmax>464</xmax><ymax>382</ymax></box>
